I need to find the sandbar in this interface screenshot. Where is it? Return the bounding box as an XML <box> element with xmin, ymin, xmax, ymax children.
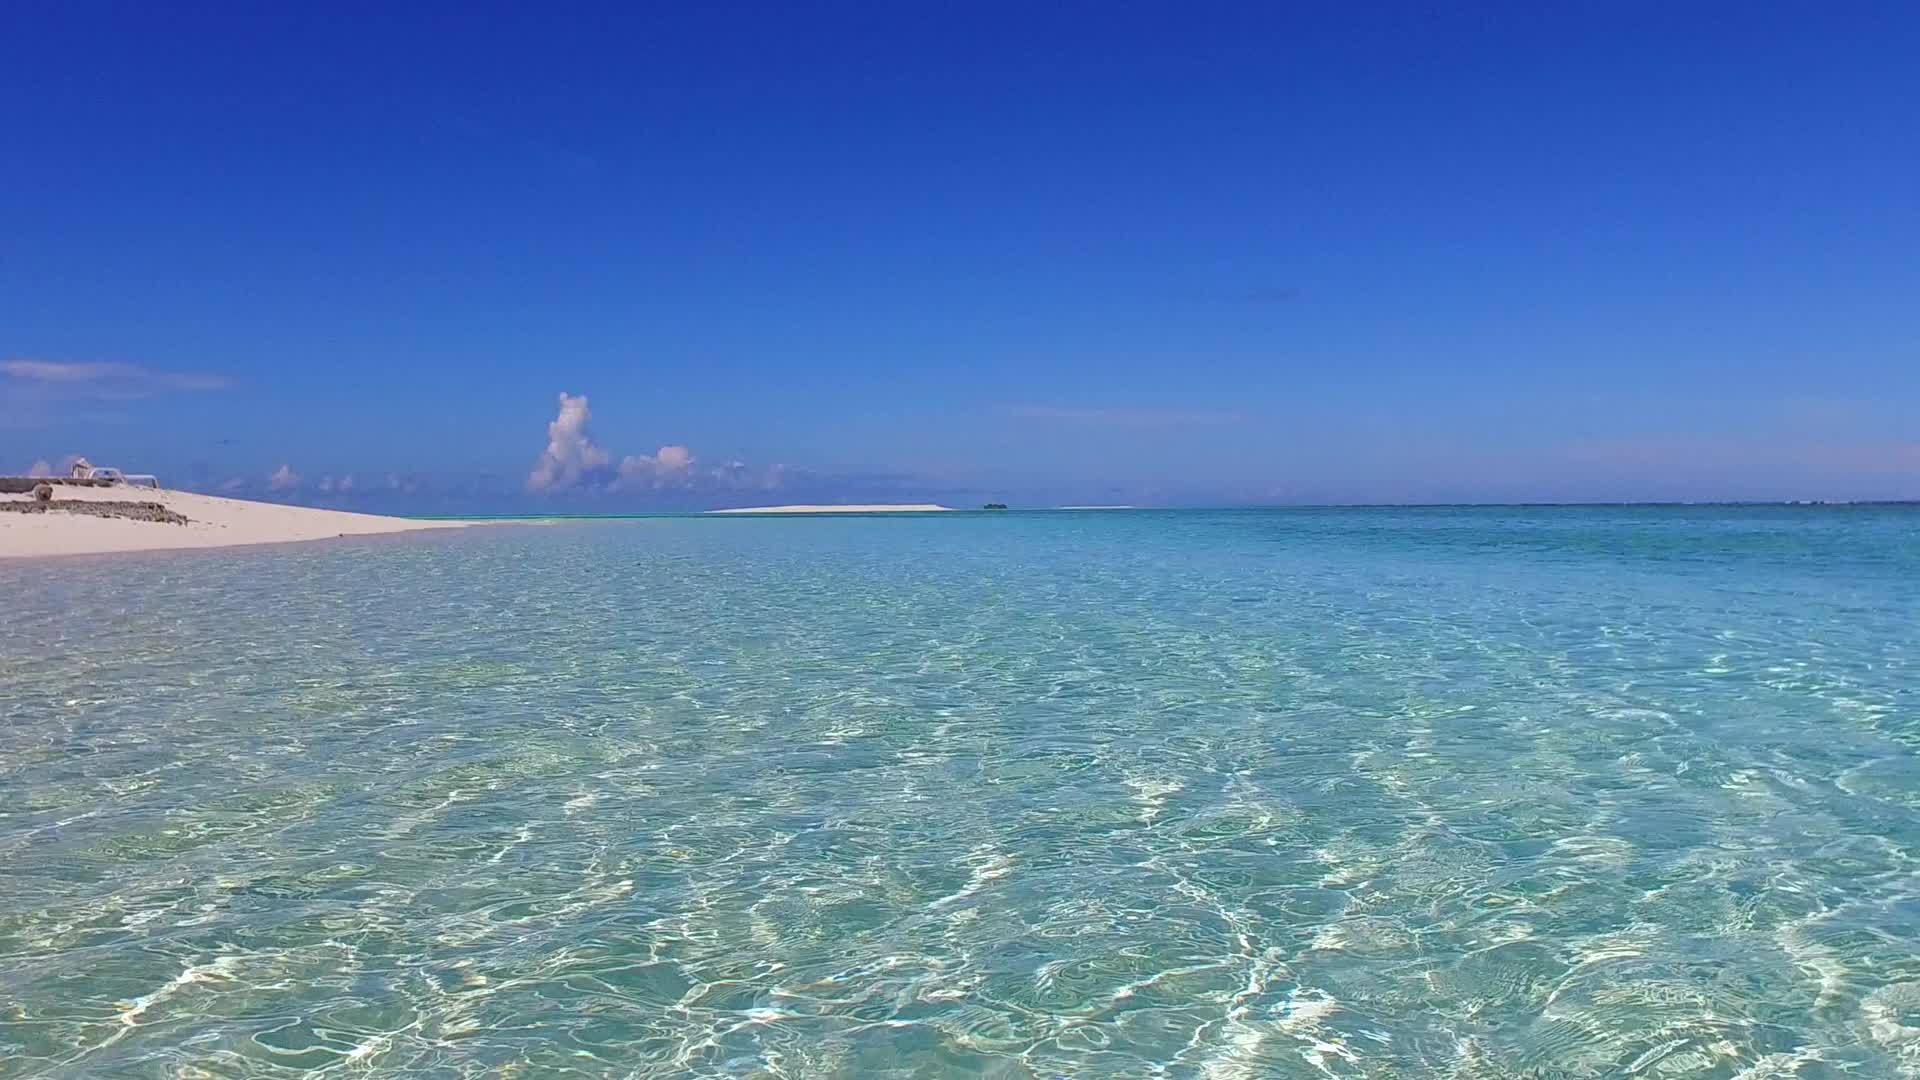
<box><xmin>0</xmin><ymin>484</ymin><xmax>476</xmax><ymax>559</ymax></box>
<box><xmin>707</xmin><ymin>503</ymin><xmax>955</xmax><ymax>514</ymax></box>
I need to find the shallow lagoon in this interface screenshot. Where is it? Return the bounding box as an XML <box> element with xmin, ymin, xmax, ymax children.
<box><xmin>4</xmin><ymin>507</ymin><xmax>1918</xmax><ymax>1077</ymax></box>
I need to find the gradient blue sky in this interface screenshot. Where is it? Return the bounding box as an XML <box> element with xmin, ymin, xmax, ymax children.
<box><xmin>4</xmin><ymin>3</ymin><xmax>1917</xmax><ymax>508</ymax></box>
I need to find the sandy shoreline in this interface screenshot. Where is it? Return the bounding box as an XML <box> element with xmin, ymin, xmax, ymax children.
<box><xmin>0</xmin><ymin>485</ymin><xmax>476</xmax><ymax>559</ymax></box>
<box><xmin>707</xmin><ymin>503</ymin><xmax>955</xmax><ymax>514</ymax></box>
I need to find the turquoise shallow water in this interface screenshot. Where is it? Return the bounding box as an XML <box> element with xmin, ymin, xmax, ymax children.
<box><xmin>3</xmin><ymin>507</ymin><xmax>1919</xmax><ymax>1078</ymax></box>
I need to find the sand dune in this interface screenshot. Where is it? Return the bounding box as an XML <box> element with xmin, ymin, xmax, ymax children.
<box><xmin>0</xmin><ymin>484</ymin><xmax>475</xmax><ymax>559</ymax></box>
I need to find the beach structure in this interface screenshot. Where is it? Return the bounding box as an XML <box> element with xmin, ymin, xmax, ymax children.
<box><xmin>64</xmin><ymin>459</ymin><xmax>160</xmax><ymax>488</ymax></box>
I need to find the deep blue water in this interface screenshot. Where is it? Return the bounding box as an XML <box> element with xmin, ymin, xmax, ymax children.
<box><xmin>3</xmin><ymin>508</ymin><xmax>1919</xmax><ymax>1077</ymax></box>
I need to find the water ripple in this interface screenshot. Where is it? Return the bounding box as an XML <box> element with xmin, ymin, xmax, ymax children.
<box><xmin>3</xmin><ymin>507</ymin><xmax>1918</xmax><ymax>1076</ymax></box>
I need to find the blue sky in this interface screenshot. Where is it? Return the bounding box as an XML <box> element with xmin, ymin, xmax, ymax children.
<box><xmin>4</xmin><ymin>3</ymin><xmax>1917</xmax><ymax>507</ymax></box>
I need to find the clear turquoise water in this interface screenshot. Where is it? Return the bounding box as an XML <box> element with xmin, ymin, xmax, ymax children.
<box><xmin>4</xmin><ymin>508</ymin><xmax>1919</xmax><ymax>1078</ymax></box>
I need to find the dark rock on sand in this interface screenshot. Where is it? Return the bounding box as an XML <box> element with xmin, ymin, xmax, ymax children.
<box><xmin>0</xmin><ymin>500</ymin><xmax>191</xmax><ymax>525</ymax></box>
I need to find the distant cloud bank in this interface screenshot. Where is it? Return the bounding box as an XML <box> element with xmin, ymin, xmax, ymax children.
<box><xmin>1009</xmin><ymin>404</ymin><xmax>1245</xmax><ymax>428</ymax></box>
<box><xmin>1562</xmin><ymin>436</ymin><xmax>1920</xmax><ymax>475</ymax></box>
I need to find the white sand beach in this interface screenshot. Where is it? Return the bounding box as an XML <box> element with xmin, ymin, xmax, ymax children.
<box><xmin>707</xmin><ymin>504</ymin><xmax>955</xmax><ymax>514</ymax></box>
<box><xmin>0</xmin><ymin>484</ymin><xmax>475</xmax><ymax>559</ymax></box>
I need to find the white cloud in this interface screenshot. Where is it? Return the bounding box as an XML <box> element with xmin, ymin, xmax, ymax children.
<box><xmin>5</xmin><ymin>360</ymin><xmax>136</xmax><ymax>382</ymax></box>
<box><xmin>221</xmin><ymin>476</ymin><xmax>246</xmax><ymax>492</ymax></box>
<box><xmin>1</xmin><ymin>358</ymin><xmax>231</xmax><ymax>396</ymax></box>
<box><xmin>527</xmin><ymin>392</ymin><xmax>612</xmax><ymax>492</ymax></box>
<box><xmin>616</xmin><ymin>445</ymin><xmax>696</xmax><ymax>488</ymax></box>
<box><xmin>524</xmin><ymin>390</ymin><xmax>804</xmax><ymax>496</ymax></box>
<box><xmin>25</xmin><ymin>459</ymin><xmax>53</xmax><ymax>477</ymax></box>
<box><xmin>268</xmin><ymin>464</ymin><xmax>300</xmax><ymax>491</ymax></box>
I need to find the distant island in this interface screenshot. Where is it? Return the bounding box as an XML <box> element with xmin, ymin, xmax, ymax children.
<box><xmin>983</xmin><ymin>503</ymin><xmax>1008</xmax><ymax>510</ymax></box>
<box><xmin>706</xmin><ymin>504</ymin><xmax>955</xmax><ymax>514</ymax></box>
